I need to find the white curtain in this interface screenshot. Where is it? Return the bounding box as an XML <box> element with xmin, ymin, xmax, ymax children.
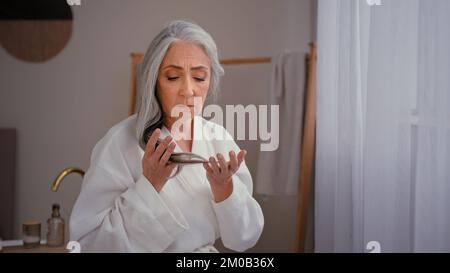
<box><xmin>315</xmin><ymin>0</ymin><xmax>450</xmax><ymax>252</ymax></box>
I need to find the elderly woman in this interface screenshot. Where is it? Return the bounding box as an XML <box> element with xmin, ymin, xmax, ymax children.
<box><xmin>69</xmin><ymin>20</ymin><xmax>264</xmax><ymax>252</ymax></box>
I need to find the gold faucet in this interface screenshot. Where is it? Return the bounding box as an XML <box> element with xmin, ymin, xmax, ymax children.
<box><xmin>51</xmin><ymin>167</ymin><xmax>85</xmax><ymax>192</ymax></box>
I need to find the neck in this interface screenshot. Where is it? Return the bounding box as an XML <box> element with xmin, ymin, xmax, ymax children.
<box><xmin>165</xmin><ymin>117</ymin><xmax>194</xmax><ymax>153</ymax></box>
<box><xmin>164</xmin><ymin>117</ymin><xmax>194</xmax><ymax>142</ymax></box>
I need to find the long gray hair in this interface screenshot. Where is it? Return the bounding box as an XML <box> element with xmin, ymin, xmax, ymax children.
<box><xmin>135</xmin><ymin>20</ymin><xmax>224</xmax><ymax>150</ymax></box>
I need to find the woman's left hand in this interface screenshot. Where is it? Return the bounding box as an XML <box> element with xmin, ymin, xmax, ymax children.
<box><xmin>203</xmin><ymin>150</ymin><xmax>247</xmax><ymax>203</ymax></box>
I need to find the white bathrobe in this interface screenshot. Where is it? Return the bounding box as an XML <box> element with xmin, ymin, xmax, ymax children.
<box><xmin>69</xmin><ymin>114</ymin><xmax>264</xmax><ymax>253</ymax></box>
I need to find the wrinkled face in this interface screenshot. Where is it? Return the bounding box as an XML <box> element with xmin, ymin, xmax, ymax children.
<box><xmin>156</xmin><ymin>41</ymin><xmax>211</xmax><ymax>123</ymax></box>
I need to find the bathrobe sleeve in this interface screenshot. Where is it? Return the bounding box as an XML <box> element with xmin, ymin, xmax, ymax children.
<box><xmin>69</xmin><ymin>131</ymin><xmax>189</xmax><ymax>252</ymax></box>
<box><xmin>210</xmin><ymin>131</ymin><xmax>265</xmax><ymax>252</ymax></box>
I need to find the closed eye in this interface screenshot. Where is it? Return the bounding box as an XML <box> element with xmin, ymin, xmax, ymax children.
<box><xmin>167</xmin><ymin>76</ymin><xmax>205</xmax><ymax>82</ymax></box>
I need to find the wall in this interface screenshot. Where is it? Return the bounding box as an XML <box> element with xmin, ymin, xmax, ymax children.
<box><xmin>0</xmin><ymin>0</ymin><xmax>315</xmax><ymax>252</ymax></box>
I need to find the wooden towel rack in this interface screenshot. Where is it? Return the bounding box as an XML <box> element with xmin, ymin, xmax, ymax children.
<box><xmin>295</xmin><ymin>42</ymin><xmax>317</xmax><ymax>252</ymax></box>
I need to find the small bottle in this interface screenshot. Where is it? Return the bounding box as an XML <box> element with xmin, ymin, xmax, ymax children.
<box><xmin>23</xmin><ymin>221</ymin><xmax>41</xmax><ymax>248</ymax></box>
<box><xmin>46</xmin><ymin>203</ymin><xmax>65</xmax><ymax>247</ymax></box>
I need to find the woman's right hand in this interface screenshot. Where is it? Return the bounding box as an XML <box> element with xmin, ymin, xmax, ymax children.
<box><xmin>142</xmin><ymin>128</ymin><xmax>177</xmax><ymax>192</ymax></box>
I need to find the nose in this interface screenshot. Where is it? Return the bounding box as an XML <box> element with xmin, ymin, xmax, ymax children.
<box><xmin>179</xmin><ymin>76</ymin><xmax>195</xmax><ymax>98</ymax></box>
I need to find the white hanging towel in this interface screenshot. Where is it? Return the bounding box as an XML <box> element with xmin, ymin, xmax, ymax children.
<box><xmin>256</xmin><ymin>51</ymin><xmax>306</xmax><ymax>196</ymax></box>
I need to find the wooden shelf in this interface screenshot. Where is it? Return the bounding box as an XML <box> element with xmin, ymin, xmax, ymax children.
<box><xmin>2</xmin><ymin>244</ymin><xmax>68</xmax><ymax>253</ymax></box>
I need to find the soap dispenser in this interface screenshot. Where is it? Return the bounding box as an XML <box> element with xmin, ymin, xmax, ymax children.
<box><xmin>46</xmin><ymin>203</ymin><xmax>65</xmax><ymax>247</ymax></box>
